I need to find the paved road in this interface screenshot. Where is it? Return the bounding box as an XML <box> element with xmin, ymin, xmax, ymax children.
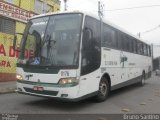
<box><xmin>0</xmin><ymin>74</ymin><xmax>160</xmax><ymax>114</ymax></box>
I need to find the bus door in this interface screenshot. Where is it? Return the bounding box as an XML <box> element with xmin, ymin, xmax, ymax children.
<box><xmin>79</xmin><ymin>16</ymin><xmax>101</xmax><ymax>94</ymax></box>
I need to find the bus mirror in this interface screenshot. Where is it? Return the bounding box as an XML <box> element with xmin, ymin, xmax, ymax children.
<box><xmin>13</xmin><ymin>33</ymin><xmax>23</xmax><ymax>50</ymax></box>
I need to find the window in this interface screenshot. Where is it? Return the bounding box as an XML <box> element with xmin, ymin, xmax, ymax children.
<box><xmin>148</xmin><ymin>46</ymin><xmax>151</xmax><ymax>57</ymax></box>
<box><xmin>133</xmin><ymin>39</ymin><xmax>137</xmax><ymax>54</ymax></box>
<box><xmin>35</xmin><ymin>0</ymin><xmax>43</xmax><ymax>14</ymax></box>
<box><xmin>20</xmin><ymin>14</ymin><xmax>82</xmax><ymax>67</ymax></box>
<box><xmin>118</xmin><ymin>32</ymin><xmax>130</xmax><ymax>52</ymax></box>
<box><xmin>117</xmin><ymin>32</ymin><xmax>122</xmax><ymax>50</ymax></box>
<box><xmin>146</xmin><ymin>45</ymin><xmax>148</xmax><ymax>56</ymax></box>
<box><xmin>123</xmin><ymin>34</ymin><xmax>130</xmax><ymax>52</ymax></box>
<box><xmin>128</xmin><ymin>38</ymin><xmax>133</xmax><ymax>53</ymax></box>
<box><xmin>81</xmin><ymin>16</ymin><xmax>101</xmax><ymax>75</ymax></box>
<box><xmin>0</xmin><ymin>17</ymin><xmax>15</xmax><ymax>35</ymax></box>
<box><xmin>35</xmin><ymin>0</ymin><xmax>52</xmax><ymax>14</ymax></box>
<box><xmin>103</xmin><ymin>24</ymin><xmax>117</xmax><ymax>49</ymax></box>
<box><xmin>137</xmin><ymin>41</ymin><xmax>143</xmax><ymax>55</ymax></box>
<box><xmin>4</xmin><ymin>0</ymin><xmax>13</xmax><ymax>4</ymax></box>
<box><xmin>101</xmin><ymin>22</ymin><xmax>150</xmax><ymax>56</ymax></box>
<box><xmin>143</xmin><ymin>44</ymin><xmax>148</xmax><ymax>56</ymax></box>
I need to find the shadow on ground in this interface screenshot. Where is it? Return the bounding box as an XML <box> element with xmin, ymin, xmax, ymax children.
<box><xmin>23</xmin><ymin>83</ymin><xmax>143</xmax><ymax>112</ymax></box>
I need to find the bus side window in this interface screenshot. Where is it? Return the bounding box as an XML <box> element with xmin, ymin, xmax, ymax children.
<box><xmin>129</xmin><ymin>38</ymin><xmax>133</xmax><ymax>53</ymax></box>
<box><xmin>117</xmin><ymin>32</ymin><xmax>123</xmax><ymax>50</ymax></box>
<box><xmin>137</xmin><ymin>41</ymin><xmax>143</xmax><ymax>55</ymax></box>
<box><xmin>149</xmin><ymin>46</ymin><xmax>151</xmax><ymax>57</ymax></box>
<box><xmin>103</xmin><ymin>24</ymin><xmax>117</xmax><ymax>49</ymax></box>
<box><xmin>143</xmin><ymin>44</ymin><xmax>148</xmax><ymax>56</ymax></box>
<box><xmin>124</xmin><ymin>35</ymin><xmax>130</xmax><ymax>52</ymax></box>
<box><xmin>142</xmin><ymin>43</ymin><xmax>144</xmax><ymax>55</ymax></box>
<box><xmin>120</xmin><ymin>33</ymin><xmax>128</xmax><ymax>52</ymax></box>
<box><xmin>133</xmin><ymin>39</ymin><xmax>137</xmax><ymax>54</ymax></box>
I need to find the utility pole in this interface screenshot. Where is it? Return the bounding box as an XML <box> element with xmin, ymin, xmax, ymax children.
<box><xmin>98</xmin><ymin>1</ymin><xmax>104</xmax><ymax>18</ymax></box>
<box><xmin>64</xmin><ymin>0</ymin><xmax>68</xmax><ymax>11</ymax></box>
<box><xmin>137</xmin><ymin>32</ymin><xmax>141</xmax><ymax>38</ymax></box>
<box><xmin>98</xmin><ymin>1</ymin><xmax>105</xmax><ymax>52</ymax></box>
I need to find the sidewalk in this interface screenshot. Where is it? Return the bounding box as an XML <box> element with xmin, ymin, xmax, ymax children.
<box><xmin>0</xmin><ymin>81</ymin><xmax>16</xmax><ymax>94</ymax></box>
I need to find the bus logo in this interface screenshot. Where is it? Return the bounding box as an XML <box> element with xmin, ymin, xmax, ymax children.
<box><xmin>25</xmin><ymin>74</ymin><xmax>33</xmax><ymax>80</ymax></box>
<box><xmin>120</xmin><ymin>52</ymin><xmax>128</xmax><ymax>68</ymax></box>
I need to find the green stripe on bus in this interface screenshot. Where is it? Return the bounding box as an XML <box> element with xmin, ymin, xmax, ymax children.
<box><xmin>17</xmin><ymin>80</ymin><xmax>78</xmax><ymax>87</ymax></box>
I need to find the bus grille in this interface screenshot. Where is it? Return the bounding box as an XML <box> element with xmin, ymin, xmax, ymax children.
<box><xmin>24</xmin><ymin>87</ymin><xmax>58</xmax><ymax>96</ymax></box>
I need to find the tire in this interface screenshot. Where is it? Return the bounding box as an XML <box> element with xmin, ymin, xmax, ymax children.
<box><xmin>139</xmin><ymin>72</ymin><xmax>145</xmax><ymax>86</ymax></box>
<box><xmin>94</xmin><ymin>77</ymin><xmax>110</xmax><ymax>102</ymax></box>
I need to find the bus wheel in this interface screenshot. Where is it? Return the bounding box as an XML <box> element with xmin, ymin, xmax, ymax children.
<box><xmin>139</xmin><ymin>72</ymin><xmax>145</xmax><ymax>86</ymax></box>
<box><xmin>94</xmin><ymin>77</ymin><xmax>109</xmax><ymax>102</ymax></box>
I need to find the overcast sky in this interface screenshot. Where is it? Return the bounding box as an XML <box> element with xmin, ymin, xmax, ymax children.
<box><xmin>60</xmin><ymin>0</ymin><xmax>160</xmax><ymax>57</ymax></box>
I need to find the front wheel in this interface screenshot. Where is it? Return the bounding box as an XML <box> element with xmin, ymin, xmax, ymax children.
<box><xmin>94</xmin><ymin>77</ymin><xmax>110</xmax><ymax>102</ymax></box>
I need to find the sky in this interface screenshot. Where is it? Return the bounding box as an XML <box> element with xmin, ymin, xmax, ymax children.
<box><xmin>60</xmin><ymin>0</ymin><xmax>160</xmax><ymax>57</ymax></box>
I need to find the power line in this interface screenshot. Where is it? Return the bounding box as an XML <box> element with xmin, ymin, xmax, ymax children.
<box><xmin>141</xmin><ymin>25</ymin><xmax>160</xmax><ymax>34</ymax></box>
<box><xmin>91</xmin><ymin>4</ymin><xmax>160</xmax><ymax>13</ymax></box>
<box><xmin>138</xmin><ymin>25</ymin><xmax>160</xmax><ymax>37</ymax></box>
<box><xmin>105</xmin><ymin>4</ymin><xmax>160</xmax><ymax>12</ymax></box>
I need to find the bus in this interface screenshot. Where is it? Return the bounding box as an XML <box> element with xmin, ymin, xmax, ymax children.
<box><xmin>14</xmin><ymin>11</ymin><xmax>152</xmax><ymax>102</ymax></box>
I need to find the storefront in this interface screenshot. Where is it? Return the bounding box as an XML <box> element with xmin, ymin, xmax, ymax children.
<box><xmin>0</xmin><ymin>0</ymin><xmax>60</xmax><ymax>81</ymax></box>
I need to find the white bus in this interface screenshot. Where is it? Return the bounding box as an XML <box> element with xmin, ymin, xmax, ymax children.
<box><xmin>15</xmin><ymin>11</ymin><xmax>152</xmax><ymax>102</ymax></box>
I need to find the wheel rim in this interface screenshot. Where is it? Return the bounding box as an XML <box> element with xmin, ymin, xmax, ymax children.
<box><xmin>99</xmin><ymin>81</ymin><xmax>107</xmax><ymax>96</ymax></box>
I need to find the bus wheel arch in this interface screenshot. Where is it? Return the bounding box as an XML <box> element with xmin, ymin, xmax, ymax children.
<box><xmin>102</xmin><ymin>73</ymin><xmax>111</xmax><ymax>90</ymax></box>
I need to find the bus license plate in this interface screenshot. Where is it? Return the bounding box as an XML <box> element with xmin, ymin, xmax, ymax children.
<box><xmin>33</xmin><ymin>86</ymin><xmax>44</xmax><ymax>91</ymax></box>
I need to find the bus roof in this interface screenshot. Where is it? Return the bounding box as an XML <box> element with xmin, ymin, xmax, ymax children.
<box><xmin>31</xmin><ymin>11</ymin><xmax>151</xmax><ymax>45</ymax></box>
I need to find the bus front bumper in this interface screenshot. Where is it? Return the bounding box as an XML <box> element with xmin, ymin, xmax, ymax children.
<box><xmin>16</xmin><ymin>80</ymin><xmax>81</xmax><ymax>101</ymax></box>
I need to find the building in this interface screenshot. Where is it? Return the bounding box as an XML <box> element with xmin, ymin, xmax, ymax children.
<box><xmin>0</xmin><ymin>0</ymin><xmax>60</xmax><ymax>81</ymax></box>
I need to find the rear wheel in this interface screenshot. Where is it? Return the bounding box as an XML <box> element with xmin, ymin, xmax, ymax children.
<box><xmin>94</xmin><ymin>77</ymin><xmax>110</xmax><ymax>102</ymax></box>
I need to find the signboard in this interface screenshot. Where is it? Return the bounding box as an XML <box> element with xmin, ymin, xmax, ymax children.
<box><xmin>0</xmin><ymin>32</ymin><xmax>17</xmax><ymax>73</ymax></box>
<box><xmin>0</xmin><ymin>1</ymin><xmax>35</xmax><ymax>22</ymax></box>
<box><xmin>0</xmin><ymin>33</ymin><xmax>37</xmax><ymax>73</ymax></box>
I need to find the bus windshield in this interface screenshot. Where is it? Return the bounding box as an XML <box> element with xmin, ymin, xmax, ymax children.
<box><xmin>18</xmin><ymin>13</ymin><xmax>82</xmax><ymax>68</ymax></box>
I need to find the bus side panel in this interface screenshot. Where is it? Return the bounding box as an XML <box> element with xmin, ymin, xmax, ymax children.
<box><xmin>101</xmin><ymin>47</ymin><xmax>152</xmax><ymax>90</ymax></box>
<box><xmin>78</xmin><ymin>69</ymin><xmax>100</xmax><ymax>97</ymax></box>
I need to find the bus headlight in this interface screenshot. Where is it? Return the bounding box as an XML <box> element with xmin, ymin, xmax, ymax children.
<box><xmin>16</xmin><ymin>74</ymin><xmax>23</xmax><ymax>80</ymax></box>
<box><xmin>58</xmin><ymin>77</ymin><xmax>79</xmax><ymax>85</ymax></box>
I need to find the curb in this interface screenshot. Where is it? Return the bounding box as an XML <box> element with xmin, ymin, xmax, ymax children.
<box><xmin>0</xmin><ymin>88</ymin><xmax>16</xmax><ymax>94</ymax></box>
